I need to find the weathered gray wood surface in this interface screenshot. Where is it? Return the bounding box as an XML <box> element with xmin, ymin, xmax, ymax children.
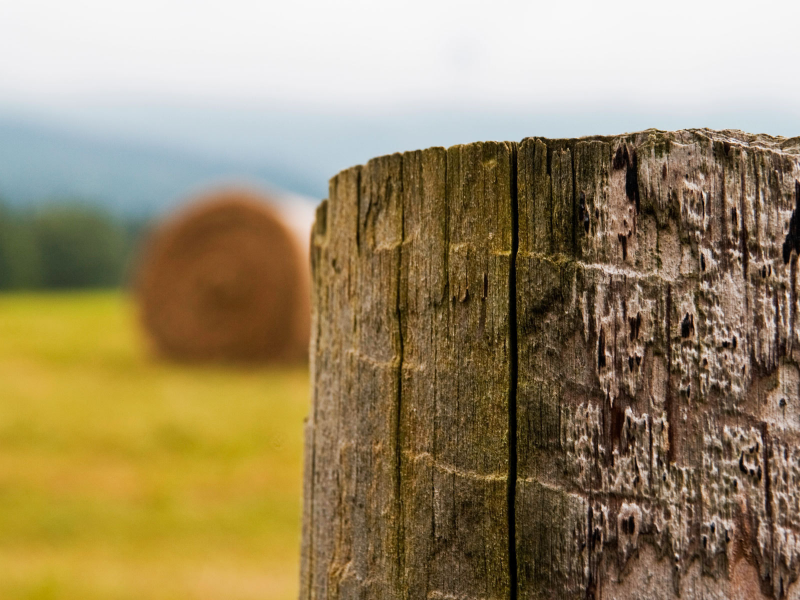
<box><xmin>301</xmin><ymin>130</ymin><xmax>800</xmax><ymax>599</ymax></box>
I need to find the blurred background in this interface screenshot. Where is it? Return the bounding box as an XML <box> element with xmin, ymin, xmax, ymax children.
<box><xmin>0</xmin><ymin>0</ymin><xmax>798</xmax><ymax>598</ymax></box>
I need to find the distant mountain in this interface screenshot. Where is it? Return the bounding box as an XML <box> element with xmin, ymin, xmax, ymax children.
<box><xmin>0</xmin><ymin>118</ymin><xmax>319</xmax><ymax>217</ymax></box>
<box><xmin>1</xmin><ymin>104</ymin><xmax>798</xmax><ymax>218</ymax></box>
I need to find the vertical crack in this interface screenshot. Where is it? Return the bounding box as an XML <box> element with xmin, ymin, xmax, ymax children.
<box><xmin>395</xmin><ymin>157</ymin><xmax>406</xmax><ymax>598</ymax></box>
<box><xmin>508</xmin><ymin>144</ymin><xmax>519</xmax><ymax>600</ymax></box>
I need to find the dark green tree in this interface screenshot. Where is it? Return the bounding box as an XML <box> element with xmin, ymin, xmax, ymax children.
<box><xmin>31</xmin><ymin>204</ymin><xmax>129</xmax><ymax>289</ymax></box>
<box><xmin>0</xmin><ymin>204</ymin><xmax>43</xmax><ymax>289</ymax></box>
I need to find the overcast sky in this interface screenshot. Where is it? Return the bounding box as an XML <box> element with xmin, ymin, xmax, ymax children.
<box><xmin>1</xmin><ymin>0</ymin><xmax>799</xmax><ymax>113</ymax></box>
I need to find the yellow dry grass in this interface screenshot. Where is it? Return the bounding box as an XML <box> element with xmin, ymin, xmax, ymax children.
<box><xmin>0</xmin><ymin>291</ymin><xmax>309</xmax><ymax>600</ymax></box>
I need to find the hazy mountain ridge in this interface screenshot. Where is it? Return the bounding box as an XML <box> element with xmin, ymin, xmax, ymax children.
<box><xmin>0</xmin><ymin>118</ymin><xmax>320</xmax><ymax>216</ymax></box>
<box><xmin>1</xmin><ymin>105</ymin><xmax>798</xmax><ymax>218</ymax></box>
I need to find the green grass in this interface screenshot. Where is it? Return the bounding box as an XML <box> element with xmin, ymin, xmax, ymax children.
<box><xmin>0</xmin><ymin>291</ymin><xmax>309</xmax><ymax>600</ymax></box>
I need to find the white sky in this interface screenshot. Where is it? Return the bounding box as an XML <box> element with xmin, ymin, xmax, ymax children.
<box><xmin>0</xmin><ymin>0</ymin><xmax>799</xmax><ymax>112</ymax></box>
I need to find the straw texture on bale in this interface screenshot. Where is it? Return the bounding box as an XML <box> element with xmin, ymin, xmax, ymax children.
<box><xmin>136</xmin><ymin>189</ymin><xmax>310</xmax><ymax>363</ymax></box>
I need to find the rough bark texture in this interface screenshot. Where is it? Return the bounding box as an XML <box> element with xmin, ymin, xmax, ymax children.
<box><xmin>302</xmin><ymin>130</ymin><xmax>800</xmax><ymax>599</ymax></box>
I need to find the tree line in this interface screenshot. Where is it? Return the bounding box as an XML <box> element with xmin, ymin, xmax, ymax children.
<box><xmin>0</xmin><ymin>203</ymin><xmax>148</xmax><ymax>290</ymax></box>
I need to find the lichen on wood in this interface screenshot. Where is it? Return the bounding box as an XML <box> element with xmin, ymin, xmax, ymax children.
<box><xmin>302</xmin><ymin>129</ymin><xmax>800</xmax><ymax>599</ymax></box>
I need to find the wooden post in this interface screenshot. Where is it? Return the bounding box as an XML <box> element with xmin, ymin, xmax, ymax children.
<box><xmin>301</xmin><ymin>130</ymin><xmax>800</xmax><ymax>599</ymax></box>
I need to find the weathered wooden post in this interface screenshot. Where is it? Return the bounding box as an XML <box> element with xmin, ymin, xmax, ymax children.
<box><xmin>300</xmin><ymin>130</ymin><xmax>800</xmax><ymax>599</ymax></box>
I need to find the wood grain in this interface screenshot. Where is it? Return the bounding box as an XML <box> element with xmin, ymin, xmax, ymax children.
<box><xmin>302</xmin><ymin>130</ymin><xmax>800</xmax><ymax>599</ymax></box>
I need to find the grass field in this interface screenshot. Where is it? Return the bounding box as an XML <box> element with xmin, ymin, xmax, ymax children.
<box><xmin>0</xmin><ymin>292</ymin><xmax>309</xmax><ymax>600</ymax></box>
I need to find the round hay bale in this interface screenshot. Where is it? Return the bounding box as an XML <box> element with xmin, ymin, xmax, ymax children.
<box><xmin>135</xmin><ymin>189</ymin><xmax>310</xmax><ymax>363</ymax></box>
